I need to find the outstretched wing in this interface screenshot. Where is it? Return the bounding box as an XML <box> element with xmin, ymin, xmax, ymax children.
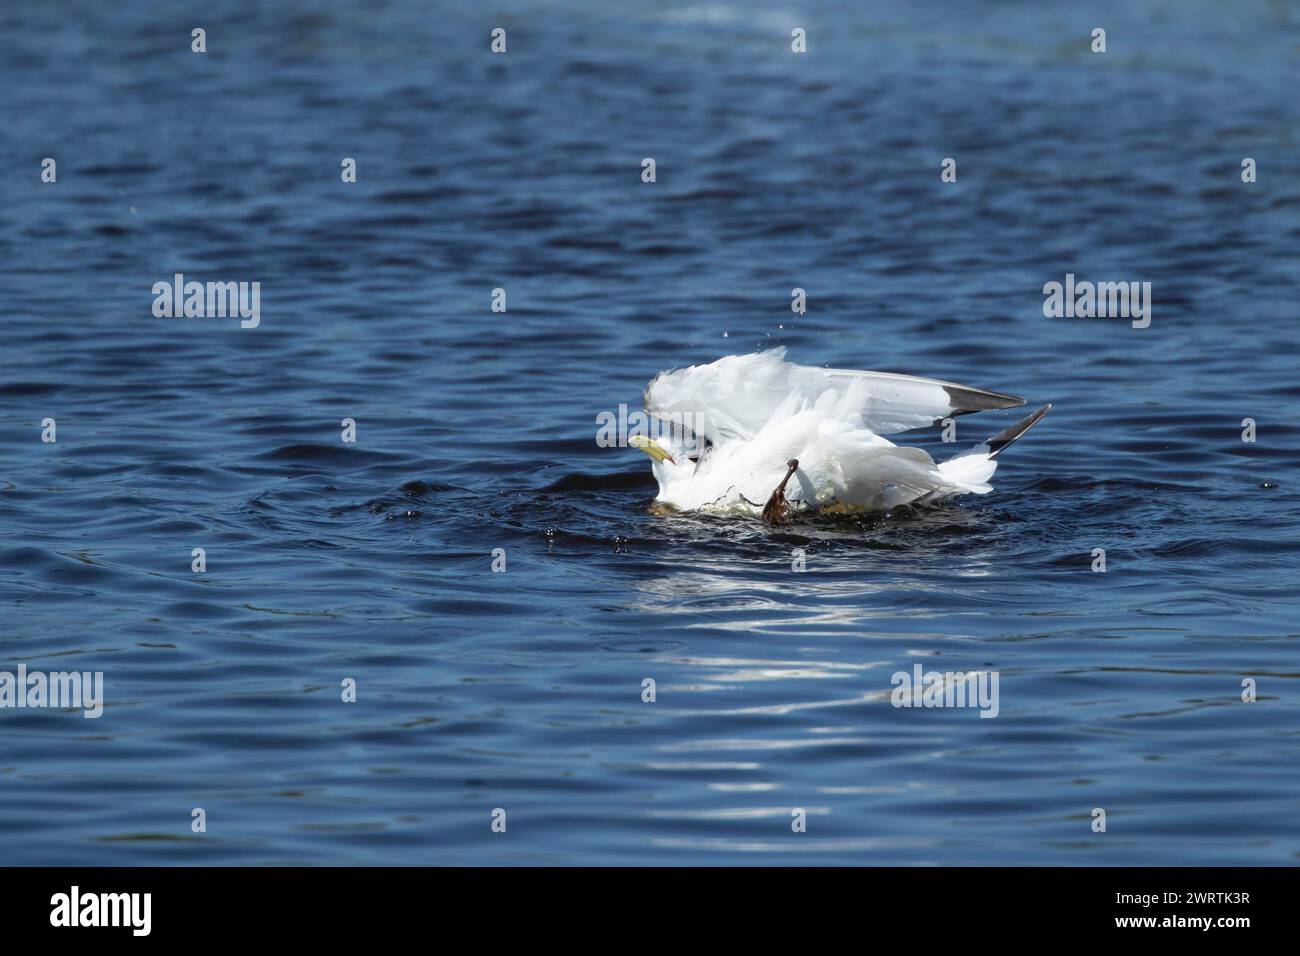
<box><xmin>644</xmin><ymin>348</ymin><xmax>1025</xmax><ymax>443</ymax></box>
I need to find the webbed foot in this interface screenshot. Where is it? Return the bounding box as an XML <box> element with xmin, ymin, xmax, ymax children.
<box><xmin>761</xmin><ymin>458</ymin><xmax>800</xmax><ymax>525</ymax></box>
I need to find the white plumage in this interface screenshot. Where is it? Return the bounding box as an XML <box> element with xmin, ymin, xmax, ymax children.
<box><xmin>629</xmin><ymin>349</ymin><xmax>1049</xmax><ymax>519</ymax></box>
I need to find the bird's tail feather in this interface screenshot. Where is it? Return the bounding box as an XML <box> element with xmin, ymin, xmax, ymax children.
<box><xmin>937</xmin><ymin>404</ymin><xmax>1051</xmax><ymax>492</ymax></box>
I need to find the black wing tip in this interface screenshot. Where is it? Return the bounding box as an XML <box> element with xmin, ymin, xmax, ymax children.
<box><xmin>943</xmin><ymin>384</ymin><xmax>1027</xmax><ymax>414</ymax></box>
<box><xmin>986</xmin><ymin>404</ymin><xmax>1051</xmax><ymax>458</ymax></box>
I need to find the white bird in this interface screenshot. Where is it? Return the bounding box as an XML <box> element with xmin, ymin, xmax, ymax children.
<box><xmin>626</xmin><ymin>348</ymin><xmax>1049</xmax><ymax>522</ymax></box>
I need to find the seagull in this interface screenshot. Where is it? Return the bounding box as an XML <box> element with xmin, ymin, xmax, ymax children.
<box><xmin>626</xmin><ymin>348</ymin><xmax>1049</xmax><ymax>523</ymax></box>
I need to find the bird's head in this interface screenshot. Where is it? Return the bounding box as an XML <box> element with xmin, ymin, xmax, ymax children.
<box><xmin>628</xmin><ymin>433</ymin><xmax>677</xmax><ymax>465</ymax></box>
<box><xmin>627</xmin><ymin>432</ymin><xmax>705</xmax><ymax>487</ymax></box>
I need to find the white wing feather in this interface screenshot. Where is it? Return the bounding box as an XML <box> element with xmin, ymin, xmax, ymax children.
<box><xmin>644</xmin><ymin>348</ymin><xmax>1024</xmax><ymax>441</ymax></box>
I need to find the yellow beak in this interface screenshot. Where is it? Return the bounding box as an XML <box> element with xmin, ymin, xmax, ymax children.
<box><xmin>628</xmin><ymin>434</ymin><xmax>675</xmax><ymax>464</ymax></box>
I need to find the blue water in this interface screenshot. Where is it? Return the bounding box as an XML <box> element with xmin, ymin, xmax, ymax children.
<box><xmin>2</xmin><ymin>0</ymin><xmax>1299</xmax><ymax>865</ymax></box>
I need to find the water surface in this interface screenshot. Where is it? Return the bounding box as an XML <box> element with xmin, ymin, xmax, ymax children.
<box><xmin>2</xmin><ymin>0</ymin><xmax>1299</xmax><ymax>864</ymax></box>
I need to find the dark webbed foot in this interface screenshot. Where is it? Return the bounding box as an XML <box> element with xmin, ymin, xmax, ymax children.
<box><xmin>761</xmin><ymin>458</ymin><xmax>800</xmax><ymax>525</ymax></box>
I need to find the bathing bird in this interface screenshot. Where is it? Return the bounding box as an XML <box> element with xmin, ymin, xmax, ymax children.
<box><xmin>626</xmin><ymin>348</ymin><xmax>1049</xmax><ymax>522</ymax></box>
